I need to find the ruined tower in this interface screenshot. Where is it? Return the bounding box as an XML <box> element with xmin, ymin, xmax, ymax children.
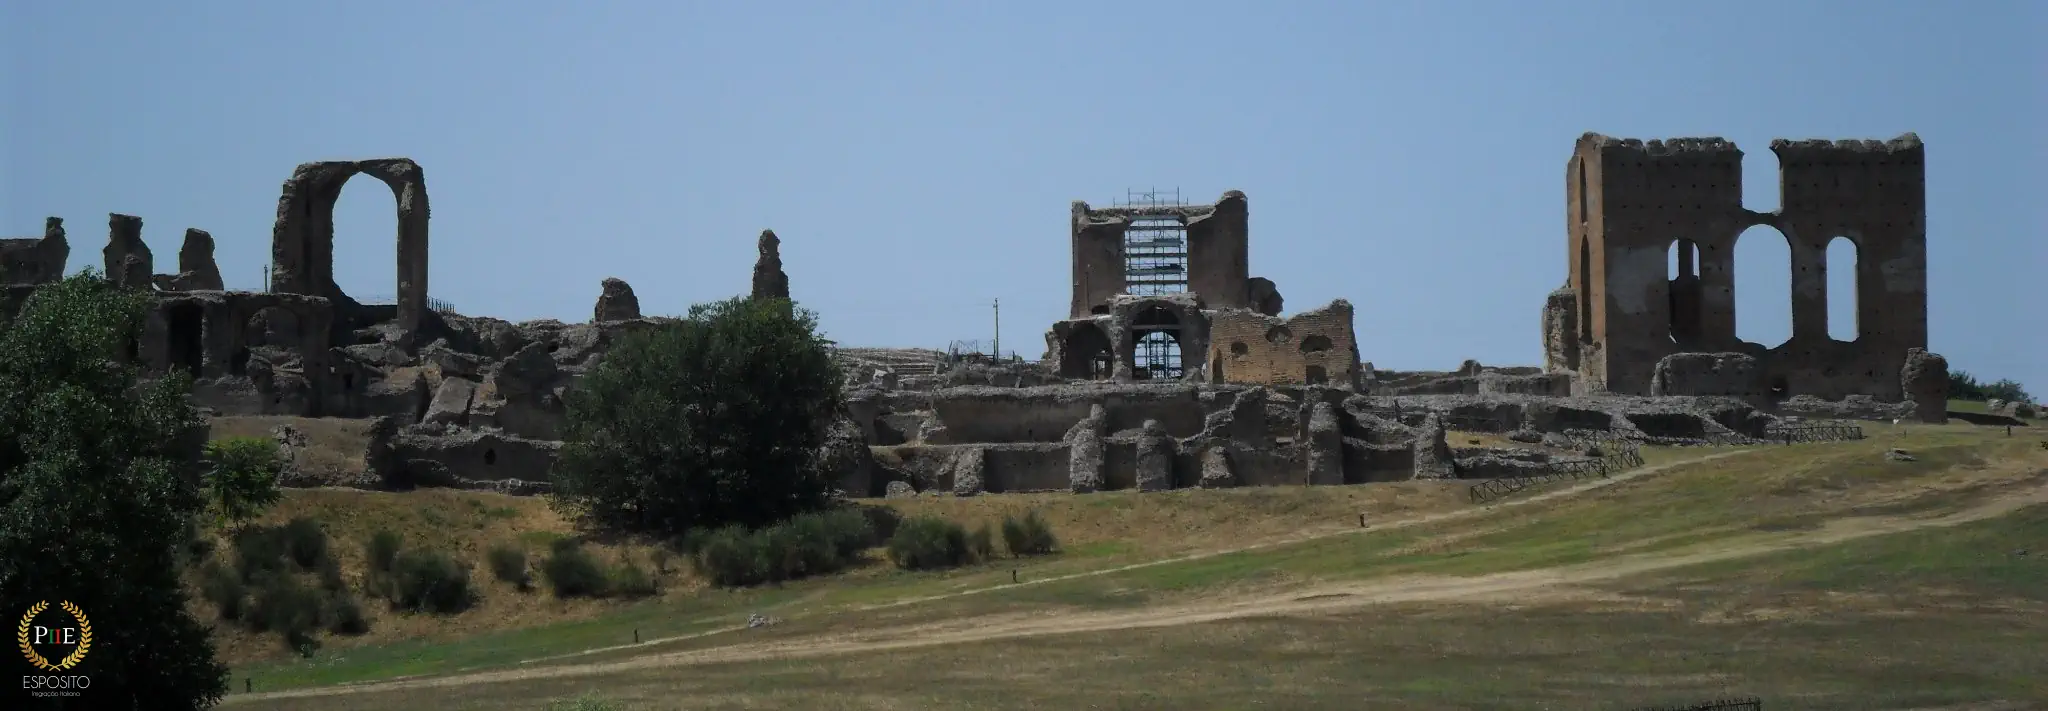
<box><xmin>1548</xmin><ymin>132</ymin><xmax>1927</xmax><ymax>400</ymax></box>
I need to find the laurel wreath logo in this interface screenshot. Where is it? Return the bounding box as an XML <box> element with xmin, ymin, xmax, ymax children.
<box><xmin>17</xmin><ymin>600</ymin><xmax>91</xmax><ymax>672</ymax></box>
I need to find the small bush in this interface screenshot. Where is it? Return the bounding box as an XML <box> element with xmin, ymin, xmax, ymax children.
<box><xmin>543</xmin><ymin>542</ymin><xmax>610</xmax><ymax>598</ymax></box>
<box><xmin>324</xmin><ymin>592</ymin><xmax>369</xmax><ymax>635</ymax></box>
<box><xmin>649</xmin><ymin>546</ymin><xmax>673</xmax><ymax>575</ymax></box>
<box><xmin>967</xmin><ymin>522</ymin><xmax>995</xmax><ymax>561</ymax></box>
<box><xmin>232</xmin><ymin>526</ymin><xmax>291</xmax><ymax>582</ymax></box>
<box><xmin>689</xmin><ymin>509</ymin><xmax>878</xmax><ymax>587</ymax></box>
<box><xmin>487</xmin><ymin>545</ymin><xmax>531</xmax><ymax>589</ymax></box>
<box><xmin>859</xmin><ymin>505</ymin><xmax>903</xmax><ymax>543</ymax></box>
<box><xmin>389</xmin><ymin>549</ymin><xmax>474</xmax><ymax>614</ymax></box>
<box><xmin>611</xmin><ymin>560</ymin><xmax>658</xmax><ymax>598</ymax></box>
<box><xmin>199</xmin><ymin>562</ymin><xmax>247</xmax><ymax>621</ymax></box>
<box><xmin>280</xmin><ymin>517</ymin><xmax>330</xmax><ymax>569</ymax></box>
<box><xmin>203</xmin><ymin>436</ymin><xmax>284</xmax><ymax>528</ymax></box>
<box><xmin>887</xmin><ymin>516</ymin><xmax>971</xmax><ymax>571</ymax></box>
<box><xmin>247</xmin><ymin>573</ymin><xmax>323</xmax><ymax>652</ymax></box>
<box><xmin>1001</xmin><ymin>510</ymin><xmax>1059</xmax><ymax>557</ymax></box>
<box><xmin>366</xmin><ymin>529</ymin><xmax>404</xmax><ymax>573</ymax></box>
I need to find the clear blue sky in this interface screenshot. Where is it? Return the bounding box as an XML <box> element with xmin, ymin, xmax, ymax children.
<box><xmin>5</xmin><ymin>1</ymin><xmax>2042</xmax><ymax>394</ymax></box>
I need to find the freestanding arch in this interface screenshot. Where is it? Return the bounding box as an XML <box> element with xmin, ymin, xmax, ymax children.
<box><xmin>270</xmin><ymin>158</ymin><xmax>431</xmax><ymax>349</ymax></box>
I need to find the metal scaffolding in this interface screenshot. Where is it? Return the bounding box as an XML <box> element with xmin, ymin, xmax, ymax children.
<box><xmin>1115</xmin><ymin>188</ymin><xmax>1188</xmax><ymax>297</ymax></box>
<box><xmin>1113</xmin><ymin>188</ymin><xmax>1189</xmax><ymax>379</ymax></box>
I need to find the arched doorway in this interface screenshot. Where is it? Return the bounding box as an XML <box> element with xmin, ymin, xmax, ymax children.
<box><xmin>1057</xmin><ymin>322</ymin><xmax>1113</xmax><ymax>380</ymax></box>
<box><xmin>1132</xmin><ymin>305</ymin><xmax>1183</xmax><ymax>380</ymax></box>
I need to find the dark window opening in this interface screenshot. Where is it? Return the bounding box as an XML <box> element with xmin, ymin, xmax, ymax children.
<box><xmin>483</xmin><ymin>448</ymin><xmax>497</xmax><ymax>466</ymax></box>
<box><xmin>166</xmin><ymin>303</ymin><xmax>206</xmax><ymax>379</ymax></box>
<box><xmin>229</xmin><ymin>347</ymin><xmax>251</xmax><ymax>376</ymax></box>
<box><xmin>1299</xmin><ymin>334</ymin><xmax>1332</xmax><ymax>353</ymax></box>
<box><xmin>1089</xmin><ymin>305</ymin><xmax>1109</xmax><ymax>315</ymax></box>
<box><xmin>342</xmin><ymin>373</ymin><xmax>356</xmax><ymax>391</ymax></box>
<box><xmin>1305</xmin><ymin>365</ymin><xmax>1328</xmax><ymax>385</ymax></box>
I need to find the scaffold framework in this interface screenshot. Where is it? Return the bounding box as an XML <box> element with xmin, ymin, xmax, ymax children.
<box><xmin>1114</xmin><ymin>188</ymin><xmax>1189</xmax><ymax>298</ymax></box>
<box><xmin>1114</xmin><ymin>188</ymin><xmax>1189</xmax><ymax>379</ymax></box>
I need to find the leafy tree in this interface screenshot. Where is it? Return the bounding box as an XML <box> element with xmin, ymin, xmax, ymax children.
<box><xmin>553</xmin><ymin>296</ymin><xmax>844</xmax><ymax>534</ymax></box>
<box><xmin>203</xmin><ymin>436</ymin><xmax>284</xmax><ymax>529</ymax></box>
<box><xmin>1949</xmin><ymin>370</ymin><xmax>2036</xmax><ymax>404</ymax></box>
<box><xmin>0</xmin><ymin>272</ymin><xmax>229</xmax><ymax>708</ymax></box>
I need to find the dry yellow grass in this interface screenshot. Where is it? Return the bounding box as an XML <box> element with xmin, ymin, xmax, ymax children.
<box><xmin>197</xmin><ymin>488</ymin><xmax>690</xmax><ymax>667</ymax></box>
<box><xmin>209</xmin><ymin>415</ymin><xmax>372</xmax><ymax>484</ymax></box>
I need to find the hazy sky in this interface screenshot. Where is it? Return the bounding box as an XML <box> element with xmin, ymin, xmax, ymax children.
<box><xmin>4</xmin><ymin>1</ymin><xmax>2042</xmax><ymax>393</ymax></box>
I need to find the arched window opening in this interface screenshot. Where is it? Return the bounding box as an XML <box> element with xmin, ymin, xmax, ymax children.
<box><xmin>1666</xmin><ymin>240</ymin><xmax>1701</xmax><ymax>344</ymax></box>
<box><xmin>1826</xmin><ymin>237</ymin><xmax>1859</xmax><ymax>342</ymax></box>
<box><xmin>1733</xmin><ymin>225</ymin><xmax>1792</xmax><ymax>348</ymax></box>
<box><xmin>330</xmin><ymin>172</ymin><xmax>400</xmax><ymax>305</ymax></box>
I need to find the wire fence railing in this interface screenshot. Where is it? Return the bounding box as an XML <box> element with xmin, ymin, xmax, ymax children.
<box><xmin>1627</xmin><ymin>697</ymin><xmax>1762</xmax><ymax>711</ymax></box>
<box><xmin>1466</xmin><ymin>440</ymin><xmax>1645</xmax><ymax>504</ymax></box>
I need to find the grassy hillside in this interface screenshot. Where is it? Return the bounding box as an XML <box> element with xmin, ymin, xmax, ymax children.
<box><xmin>208</xmin><ymin>418</ymin><xmax>2048</xmax><ymax>709</ymax></box>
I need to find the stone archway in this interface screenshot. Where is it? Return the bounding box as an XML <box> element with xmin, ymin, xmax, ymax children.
<box><xmin>269</xmin><ymin>159</ymin><xmax>431</xmax><ymax>349</ymax></box>
<box><xmin>1056</xmin><ymin>321</ymin><xmax>1114</xmax><ymax>380</ymax></box>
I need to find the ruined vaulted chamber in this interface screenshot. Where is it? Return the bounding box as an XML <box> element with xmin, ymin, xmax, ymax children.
<box><xmin>1546</xmin><ymin>132</ymin><xmax>1928</xmax><ymax>403</ymax></box>
<box><xmin>1049</xmin><ymin>190</ymin><xmax>1362</xmax><ymax>388</ymax></box>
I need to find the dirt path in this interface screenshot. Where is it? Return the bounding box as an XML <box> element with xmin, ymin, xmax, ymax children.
<box><xmin>236</xmin><ymin>475</ymin><xmax>2046</xmax><ymax>704</ymax></box>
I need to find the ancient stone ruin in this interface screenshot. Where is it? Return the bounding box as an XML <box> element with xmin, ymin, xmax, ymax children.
<box><xmin>0</xmin><ymin>132</ymin><xmax>1959</xmax><ymax>499</ymax></box>
<box><xmin>1542</xmin><ymin>133</ymin><xmax>1940</xmax><ymax>420</ymax></box>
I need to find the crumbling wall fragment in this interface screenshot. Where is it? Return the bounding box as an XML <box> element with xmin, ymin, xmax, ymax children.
<box><xmin>1900</xmin><ymin>347</ymin><xmax>1949</xmax><ymax>423</ymax></box>
<box><xmin>0</xmin><ymin>217</ymin><xmax>68</xmax><ymax>286</ymax></box>
<box><xmin>1198</xmin><ymin>445</ymin><xmax>1237</xmax><ymax>488</ymax></box>
<box><xmin>1245</xmin><ymin>276</ymin><xmax>1284</xmax><ymax>316</ymax></box>
<box><xmin>949</xmin><ymin>447</ymin><xmax>987</xmax><ymax>496</ymax></box>
<box><xmin>1650</xmin><ymin>352</ymin><xmax>1764</xmax><ymax>403</ymax></box>
<box><xmin>1134</xmin><ymin>419</ymin><xmax>1173</xmax><ymax>492</ymax></box>
<box><xmin>104</xmin><ymin>214</ymin><xmax>153</xmax><ymax>289</ymax></box>
<box><xmin>593</xmin><ymin>277</ymin><xmax>641</xmax><ymax>322</ymax></box>
<box><xmin>1305</xmin><ymin>401</ymin><xmax>1342</xmax><ymax>486</ymax></box>
<box><xmin>820</xmin><ymin>413</ymin><xmax>877</xmax><ymax>496</ymax></box>
<box><xmin>172</xmin><ymin>228</ymin><xmax>224</xmax><ymax>290</ymax></box>
<box><xmin>751</xmin><ymin>230</ymin><xmax>789</xmax><ymax>300</ymax></box>
<box><xmin>1411</xmin><ymin>413</ymin><xmax>1455</xmax><ymax>479</ymax></box>
<box><xmin>1065</xmin><ymin>404</ymin><xmax>1107</xmax><ymax>493</ymax></box>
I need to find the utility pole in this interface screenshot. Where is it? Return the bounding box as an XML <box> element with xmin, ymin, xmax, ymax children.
<box><xmin>992</xmin><ymin>298</ymin><xmax>1001</xmax><ymax>360</ymax></box>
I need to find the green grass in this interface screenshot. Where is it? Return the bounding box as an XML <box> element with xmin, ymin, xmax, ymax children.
<box><xmin>1638</xmin><ymin>502</ymin><xmax>2048</xmax><ymax>602</ymax></box>
<box><xmin>230</xmin><ymin>426</ymin><xmax>2043</xmax><ymax>701</ymax></box>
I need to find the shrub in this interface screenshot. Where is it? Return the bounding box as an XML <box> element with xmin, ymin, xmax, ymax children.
<box><xmin>689</xmin><ymin>510</ymin><xmax>878</xmax><ymax>587</ymax></box>
<box><xmin>324</xmin><ymin>592</ymin><xmax>369</xmax><ymax>635</ymax></box>
<box><xmin>366</xmin><ymin>529</ymin><xmax>404</xmax><ymax>573</ymax></box>
<box><xmin>199</xmin><ymin>562</ymin><xmax>247</xmax><ymax>621</ymax></box>
<box><xmin>552</xmin><ymin>297</ymin><xmax>845</xmax><ymax>535</ymax></box>
<box><xmin>859</xmin><ymin>504</ymin><xmax>903</xmax><ymax>544</ymax></box>
<box><xmin>692</xmin><ymin>526</ymin><xmax>769</xmax><ymax>587</ymax></box>
<box><xmin>247</xmin><ymin>573</ymin><xmax>323</xmax><ymax>653</ymax></box>
<box><xmin>232</xmin><ymin>526</ymin><xmax>291</xmax><ymax>582</ymax></box>
<box><xmin>280</xmin><ymin>517</ymin><xmax>330</xmax><ymax>570</ymax></box>
<box><xmin>649</xmin><ymin>546</ymin><xmax>673</xmax><ymax>574</ymax></box>
<box><xmin>611</xmin><ymin>559</ymin><xmax>658</xmax><ymax>598</ymax></box>
<box><xmin>487</xmin><ymin>545</ymin><xmax>531</xmax><ymax>589</ymax></box>
<box><xmin>1001</xmin><ymin>510</ymin><xmax>1059</xmax><ymax>557</ymax></box>
<box><xmin>388</xmin><ymin>550</ymin><xmax>474</xmax><ymax>614</ymax></box>
<box><xmin>202</xmin><ymin>436</ymin><xmax>284</xmax><ymax>529</ymax></box>
<box><xmin>887</xmin><ymin>516</ymin><xmax>971</xmax><ymax>571</ymax></box>
<box><xmin>543</xmin><ymin>542</ymin><xmax>610</xmax><ymax>598</ymax></box>
<box><xmin>967</xmin><ymin>522</ymin><xmax>995</xmax><ymax>561</ymax></box>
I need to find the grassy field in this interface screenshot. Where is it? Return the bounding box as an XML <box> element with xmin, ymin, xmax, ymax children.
<box><xmin>218</xmin><ymin>420</ymin><xmax>2048</xmax><ymax>709</ymax></box>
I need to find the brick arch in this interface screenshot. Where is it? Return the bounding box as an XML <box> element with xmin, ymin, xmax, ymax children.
<box><xmin>269</xmin><ymin>158</ymin><xmax>431</xmax><ymax>349</ymax></box>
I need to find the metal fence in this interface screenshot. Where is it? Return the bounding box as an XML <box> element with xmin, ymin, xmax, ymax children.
<box><xmin>1627</xmin><ymin>697</ymin><xmax>1761</xmax><ymax>711</ymax></box>
<box><xmin>350</xmin><ymin>293</ymin><xmax>459</xmax><ymax>313</ymax></box>
<box><xmin>1467</xmin><ymin>440</ymin><xmax>1645</xmax><ymax>504</ymax></box>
